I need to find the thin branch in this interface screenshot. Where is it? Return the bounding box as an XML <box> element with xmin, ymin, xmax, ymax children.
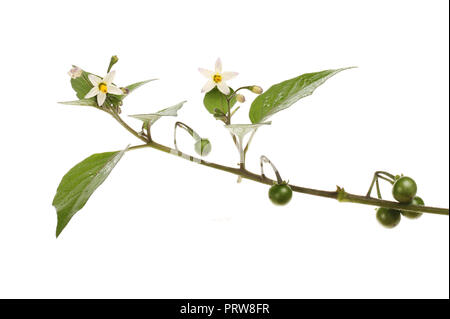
<box><xmin>107</xmin><ymin>109</ymin><xmax>448</xmax><ymax>216</ymax></box>
<box><xmin>127</xmin><ymin>143</ymin><xmax>449</xmax><ymax>216</ymax></box>
<box><xmin>260</xmin><ymin>155</ymin><xmax>283</xmax><ymax>184</ymax></box>
<box><xmin>107</xmin><ymin>110</ymin><xmax>148</xmax><ymax>143</ymax></box>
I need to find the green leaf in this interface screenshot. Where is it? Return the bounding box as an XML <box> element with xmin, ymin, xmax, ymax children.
<box><xmin>203</xmin><ymin>87</ymin><xmax>236</xmax><ymax>115</ymax></box>
<box><xmin>52</xmin><ymin>146</ymin><xmax>128</xmax><ymax>237</ymax></box>
<box><xmin>125</xmin><ymin>79</ymin><xmax>157</xmax><ymax>94</ymax></box>
<box><xmin>70</xmin><ymin>68</ymin><xmax>93</xmax><ymax>100</ymax></box>
<box><xmin>129</xmin><ymin>100</ymin><xmax>186</xmax><ymax>126</ymax></box>
<box><xmin>58</xmin><ymin>98</ymin><xmax>97</xmax><ymax>107</ymax></box>
<box><xmin>69</xmin><ymin>66</ymin><xmax>156</xmax><ymax>108</ymax></box>
<box><xmin>249</xmin><ymin>67</ymin><xmax>355</xmax><ymax>123</ymax></box>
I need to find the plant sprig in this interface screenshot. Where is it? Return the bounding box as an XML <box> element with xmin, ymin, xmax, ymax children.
<box><xmin>54</xmin><ymin>56</ymin><xmax>449</xmax><ymax>237</ymax></box>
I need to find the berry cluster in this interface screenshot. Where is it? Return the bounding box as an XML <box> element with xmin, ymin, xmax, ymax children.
<box><xmin>375</xmin><ymin>176</ymin><xmax>424</xmax><ymax>228</ymax></box>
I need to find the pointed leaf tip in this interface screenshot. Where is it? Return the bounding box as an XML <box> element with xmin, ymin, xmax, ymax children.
<box><xmin>128</xmin><ymin>101</ymin><xmax>186</xmax><ymax>126</ymax></box>
<box><xmin>53</xmin><ymin>145</ymin><xmax>129</xmax><ymax>237</ymax></box>
<box><xmin>249</xmin><ymin>67</ymin><xmax>355</xmax><ymax>123</ymax></box>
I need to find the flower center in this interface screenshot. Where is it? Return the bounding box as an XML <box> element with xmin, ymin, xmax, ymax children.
<box><xmin>213</xmin><ymin>74</ymin><xmax>222</xmax><ymax>83</ymax></box>
<box><xmin>98</xmin><ymin>82</ymin><xmax>108</xmax><ymax>93</ymax></box>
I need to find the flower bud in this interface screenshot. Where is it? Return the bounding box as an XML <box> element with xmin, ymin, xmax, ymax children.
<box><xmin>107</xmin><ymin>55</ymin><xmax>119</xmax><ymax>72</ymax></box>
<box><xmin>194</xmin><ymin>138</ymin><xmax>212</xmax><ymax>157</ymax></box>
<box><xmin>68</xmin><ymin>66</ymin><xmax>82</xmax><ymax>79</ymax></box>
<box><xmin>110</xmin><ymin>55</ymin><xmax>119</xmax><ymax>64</ymax></box>
<box><xmin>236</xmin><ymin>94</ymin><xmax>246</xmax><ymax>103</ymax></box>
<box><xmin>251</xmin><ymin>86</ymin><xmax>263</xmax><ymax>94</ymax></box>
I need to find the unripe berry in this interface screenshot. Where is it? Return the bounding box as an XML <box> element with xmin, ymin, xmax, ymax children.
<box><xmin>392</xmin><ymin>176</ymin><xmax>417</xmax><ymax>203</ymax></box>
<box><xmin>194</xmin><ymin>138</ymin><xmax>212</xmax><ymax>157</ymax></box>
<box><xmin>268</xmin><ymin>183</ymin><xmax>292</xmax><ymax>206</ymax></box>
<box><xmin>376</xmin><ymin>207</ymin><xmax>401</xmax><ymax>228</ymax></box>
<box><xmin>401</xmin><ymin>196</ymin><xmax>424</xmax><ymax>219</ymax></box>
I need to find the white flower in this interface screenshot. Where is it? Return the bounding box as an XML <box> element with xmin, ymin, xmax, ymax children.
<box><xmin>68</xmin><ymin>66</ymin><xmax>82</xmax><ymax>79</ymax></box>
<box><xmin>85</xmin><ymin>71</ymin><xmax>123</xmax><ymax>106</ymax></box>
<box><xmin>198</xmin><ymin>58</ymin><xmax>238</xmax><ymax>95</ymax></box>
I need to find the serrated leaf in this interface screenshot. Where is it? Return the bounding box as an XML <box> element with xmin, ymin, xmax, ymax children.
<box><xmin>203</xmin><ymin>87</ymin><xmax>236</xmax><ymax>115</ymax></box>
<box><xmin>249</xmin><ymin>67</ymin><xmax>355</xmax><ymax>123</ymax></box>
<box><xmin>128</xmin><ymin>100</ymin><xmax>186</xmax><ymax>126</ymax></box>
<box><xmin>52</xmin><ymin>146</ymin><xmax>128</xmax><ymax>237</ymax></box>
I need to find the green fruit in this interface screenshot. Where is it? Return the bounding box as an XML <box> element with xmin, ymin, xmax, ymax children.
<box><xmin>392</xmin><ymin>176</ymin><xmax>417</xmax><ymax>203</ymax></box>
<box><xmin>269</xmin><ymin>183</ymin><xmax>292</xmax><ymax>206</ymax></box>
<box><xmin>401</xmin><ymin>196</ymin><xmax>424</xmax><ymax>219</ymax></box>
<box><xmin>194</xmin><ymin>138</ymin><xmax>211</xmax><ymax>157</ymax></box>
<box><xmin>376</xmin><ymin>207</ymin><xmax>401</xmax><ymax>228</ymax></box>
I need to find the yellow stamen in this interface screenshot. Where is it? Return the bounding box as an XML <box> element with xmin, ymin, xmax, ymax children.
<box><xmin>99</xmin><ymin>82</ymin><xmax>108</xmax><ymax>93</ymax></box>
<box><xmin>213</xmin><ymin>74</ymin><xmax>222</xmax><ymax>83</ymax></box>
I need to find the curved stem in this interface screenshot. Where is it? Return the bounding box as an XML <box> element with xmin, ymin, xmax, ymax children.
<box><xmin>174</xmin><ymin>121</ymin><xmax>201</xmax><ymax>141</ymax></box>
<box><xmin>108</xmin><ymin>110</ymin><xmax>148</xmax><ymax>143</ymax></box>
<box><xmin>174</xmin><ymin>121</ymin><xmax>202</xmax><ymax>153</ymax></box>
<box><xmin>146</xmin><ymin>121</ymin><xmax>152</xmax><ymax>142</ymax></box>
<box><xmin>377</xmin><ymin>171</ymin><xmax>396</xmax><ymax>181</ymax></box>
<box><xmin>126</xmin><ymin>143</ymin><xmax>449</xmax><ymax>216</ymax></box>
<box><xmin>366</xmin><ymin>171</ymin><xmax>396</xmax><ymax>197</ymax></box>
<box><xmin>376</xmin><ymin>179</ymin><xmax>382</xmax><ymax>199</ymax></box>
<box><xmin>227</xmin><ymin>86</ymin><xmax>250</xmax><ymax>102</ymax></box>
<box><xmin>378</xmin><ymin>175</ymin><xmax>394</xmax><ymax>184</ymax></box>
<box><xmin>260</xmin><ymin>155</ymin><xmax>283</xmax><ymax>184</ymax></box>
<box><xmin>112</xmin><ymin>115</ymin><xmax>449</xmax><ymax>216</ymax></box>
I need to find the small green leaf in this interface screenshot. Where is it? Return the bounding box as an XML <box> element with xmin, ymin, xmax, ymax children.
<box><xmin>125</xmin><ymin>79</ymin><xmax>157</xmax><ymax>94</ymax></box>
<box><xmin>129</xmin><ymin>100</ymin><xmax>186</xmax><ymax>126</ymax></box>
<box><xmin>58</xmin><ymin>98</ymin><xmax>98</xmax><ymax>107</ymax></box>
<box><xmin>52</xmin><ymin>146</ymin><xmax>128</xmax><ymax>237</ymax></box>
<box><xmin>70</xmin><ymin>68</ymin><xmax>94</xmax><ymax>100</ymax></box>
<box><xmin>249</xmin><ymin>67</ymin><xmax>355</xmax><ymax>123</ymax></box>
<box><xmin>203</xmin><ymin>87</ymin><xmax>236</xmax><ymax>115</ymax></box>
<box><xmin>69</xmin><ymin>66</ymin><xmax>156</xmax><ymax>108</ymax></box>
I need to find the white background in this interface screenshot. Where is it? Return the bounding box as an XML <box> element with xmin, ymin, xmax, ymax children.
<box><xmin>0</xmin><ymin>0</ymin><xmax>448</xmax><ymax>299</ymax></box>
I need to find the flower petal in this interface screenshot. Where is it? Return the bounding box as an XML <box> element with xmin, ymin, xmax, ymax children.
<box><xmin>198</xmin><ymin>68</ymin><xmax>214</xmax><ymax>79</ymax></box>
<box><xmin>88</xmin><ymin>74</ymin><xmax>102</xmax><ymax>86</ymax></box>
<box><xmin>85</xmin><ymin>86</ymin><xmax>99</xmax><ymax>99</ymax></box>
<box><xmin>217</xmin><ymin>82</ymin><xmax>230</xmax><ymax>95</ymax></box>
<box><xmin>201</xmin><ymin>80</ymin><xmax>216</xmax><ymax>93</ymax></box>
<box><xmin>97</xmin><ymin>92</ymin><xmax>107</xmax><ymax>106</ymax></box>
<box><xmin>221</xmin><ymin>71</ymin><xmax>238</xmax><ymax>81</ymax></box>
<box><xmin>104</xmin><ymin>70</ymin><xmax>116</xmax><ymax>84</ymax></box>
<box><xmin>107</xmin><ymin>84</ymin><xmax>123</xmax><ymax>95</ymax></box>
<box><xmin>215</xmin><ymin>58</ymin><xmax>222</xmax><ymax>73</ymax></box>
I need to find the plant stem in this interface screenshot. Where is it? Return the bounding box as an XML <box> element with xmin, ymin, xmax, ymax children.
<box><xmin>111</xmin><ymin>114</ymin><xmax>449</xmax><ymax>216</ymax></box>
<box><xmin>127</xmin><ymin>143</ymin><xmax>449</xmax><ymax>216</ymax></box>
<box><xmin>107</xmin><ymin>110</ymin><xmax>148</xmax><ymax>143</ymax></box>
<box><xmin>260</xmin><ymin>155</ymin><xmax>284</xmax><ymax>184</ymax></box>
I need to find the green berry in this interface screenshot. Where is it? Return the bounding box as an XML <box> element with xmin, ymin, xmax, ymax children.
<box><xmin>194</xmin><ymin>138</ymin><xmax>211</xmax><ymax>157</ymax></box>
<box><xmin>392</xmin><ymin>176</ymin><xmax>417</xmax><ymax>203</ymax></box>
<box><xmin>376</xmin><ymin>207</ymin><xmax>401</xmax><ymax>228</ymax></box>
<box><xmin>401</xmin><ymin>196</ymin><xmax>424</xmax><ymax>219</ymax></box>
<box><xmin>268</xmin><ymin>183</ymin><xmax>292</xmax><ymax>206</ymax></box>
